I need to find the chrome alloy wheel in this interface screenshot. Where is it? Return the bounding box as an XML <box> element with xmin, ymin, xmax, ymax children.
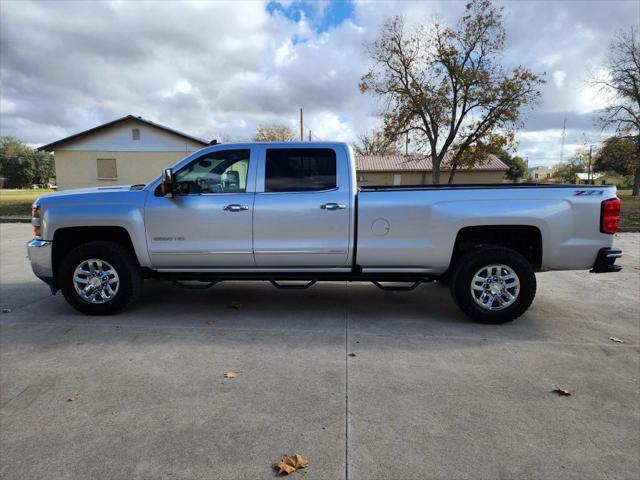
<box><xmin>73</xmin><ymin>259</ymin><xmax>120</xmax><ymax>304</ymax></box>
<box><xmin>470</xmin><ymin>264</ymin><xmax>520</xmax><ymax>311</ymax></box>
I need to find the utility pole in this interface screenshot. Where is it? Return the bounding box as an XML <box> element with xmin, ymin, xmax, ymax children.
<box><xmin>560</xmin><ymin>118</ymin><xmax>567</xmax><ymax>162</ymax></box>
<box><xmin>299</xmin><ymin>108</ymin><xmax>304</xmax><ymax>141</ymax></box>
<box><xmin>308</xmin><ymin>130</ymin><xmax>312</xmax><ymax>141</ymax></box>
<box><xmin>587</xmin><ymin>145</ymin><xmax>593</xmax><ymax>185</ymax></box>
<box><xmin>405</xmin><ymin>132</ymin><xmax>409</xmax><ymax>156</ymax></box>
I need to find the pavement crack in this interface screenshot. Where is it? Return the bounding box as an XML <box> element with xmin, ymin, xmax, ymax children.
<box><xmin>344</xmin><ymin>281</ymin><xmax>350</xmax><ymax>480</ymax></box>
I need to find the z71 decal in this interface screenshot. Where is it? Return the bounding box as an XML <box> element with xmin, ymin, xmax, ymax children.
<box><xmin>574</xmin><ymin>190</ymin><xmax>604</xmax><ymax>196</ymax></box>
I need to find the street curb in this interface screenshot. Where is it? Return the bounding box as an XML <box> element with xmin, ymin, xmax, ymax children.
<box><xmin>0</xmin><ymin>217</ymin><xmax>31</xmax><ymax>223</ymax></box>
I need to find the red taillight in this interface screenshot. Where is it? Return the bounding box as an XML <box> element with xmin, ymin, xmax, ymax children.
<box><xmin>600</xmin><ymin>198</ymin><xmax>620</xmax><ymax>234</ymax></box>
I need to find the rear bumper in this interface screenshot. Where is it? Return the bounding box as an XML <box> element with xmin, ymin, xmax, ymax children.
<box><xmin>590</xmin><ymin>247</ymin><xmax>623</xmax><ymax>273</ymax></box>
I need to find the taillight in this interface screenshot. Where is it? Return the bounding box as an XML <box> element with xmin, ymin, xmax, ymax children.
<box><xmin>600</xmin><ymin>198</ymin><xmax>620</xmax><ymax>234</ymax></box>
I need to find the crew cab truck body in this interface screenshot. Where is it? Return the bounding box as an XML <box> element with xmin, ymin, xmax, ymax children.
<box><xmin>27</xmin><ymin>142</ymin><xmax>622</xmax><ymax>323</ymax></box>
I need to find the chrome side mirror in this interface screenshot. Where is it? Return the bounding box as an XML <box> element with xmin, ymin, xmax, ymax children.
<box><xmin>161</xmin><ymin>168</ymin><xmax>174</xmax><ymax>198</ymax></box>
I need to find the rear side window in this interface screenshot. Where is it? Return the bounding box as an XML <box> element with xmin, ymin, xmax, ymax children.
<box><xmin>265</xmin><ymin>148</ymin><xmax>336</xmax><ymax>192</ymax></box>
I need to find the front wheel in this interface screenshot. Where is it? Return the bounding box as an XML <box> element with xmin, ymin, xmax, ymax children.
<box><xmin>450</xmin><ymin>247</ymin><xmax>536</xmax><ymax>324</ymax></box>
<box><xmin>59</xmin><ymin>241</ymin><xmax>143</xmax><ymax>315</ymax></box>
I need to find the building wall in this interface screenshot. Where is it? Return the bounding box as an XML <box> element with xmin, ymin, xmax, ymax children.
<box><xmin>52</xmin><ymin>119</ymin><xmax>206</xmax><ymax>189</ymax></box>
<box><xmin>59</xmin><ymin>119</ymin><xmax>206</xmax><ymax>152</ymax></box>
<box><xmin>54</xmin><ymin>151</ymin><xmax>196</xmax><ymax>190</ymax></box>
<box><xmin>357</xmin><ymin>170</ymin><xmax>506</xmax><ymax>186</ymax></box>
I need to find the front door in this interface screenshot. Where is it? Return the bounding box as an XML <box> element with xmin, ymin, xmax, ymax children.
<box><xmin>252</xmin><ymin>147</ymin><xmax>352</xmax><ymax>267</ymax></box>
<box><xmin>145</xmin><ymin>148</ymin><xmax>256</xmax><ymax>268</ymax></box>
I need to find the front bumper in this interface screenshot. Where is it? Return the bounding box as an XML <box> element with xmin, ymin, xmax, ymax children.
<box><xmin>590</xmin><ymin>247</ymin><xmax>623</xmax><ymax>273</ymax></box>
<box><xmin>26</xmin><ymin>238</ymin><xmax>53</xmax><ymax>278</ymax></box>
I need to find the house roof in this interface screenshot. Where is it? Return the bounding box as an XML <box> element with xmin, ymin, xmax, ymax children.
<box><xmin>355</xmin><ymin>153</ymin><xmax>508</xmax><ymax>172</ymax></box>
<box><xmin>38</xmin><ymin>115</ymin><xmax>209</xmax><ymax>151</ymax></box>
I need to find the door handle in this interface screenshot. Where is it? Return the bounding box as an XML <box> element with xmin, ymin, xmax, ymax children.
<box><xmin>321</xmin><ymin>203</ymin><xmax>346</xmax><ymax>211</ymax></box>
<box><xmin>223</xmin><ymin>204</ymin><xmax>249</xmax><ymax>212</ymax></box>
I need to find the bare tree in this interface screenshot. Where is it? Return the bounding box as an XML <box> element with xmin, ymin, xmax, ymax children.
<box><xmin>252</xmin><ymin>124</ymin><xmax>296</xmax><ymax>142</ymax></box>
<box><xmin>360</xmin><ymin>0</ymin><xmax>544</xmax><ymax>183</ymax></box>
<box><xmin>594</xmin><ymin>27</ymin><xmax>640</xmax><ymax>195</ymax></box>
<box><xmin>352</xmin><ymin>129</ymin><xmax>401</xmax><ymax>156</ymax></box>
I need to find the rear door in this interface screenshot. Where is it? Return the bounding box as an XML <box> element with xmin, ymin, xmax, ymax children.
<box><xmin>252</xmin><ymin>146</ymin><xmax>352</xmax><ymax>268</ymax></box>
<box><xmin>145</xmin><ymin>147</ymin><xmax>256</xmax><ymax>268</ymax></box>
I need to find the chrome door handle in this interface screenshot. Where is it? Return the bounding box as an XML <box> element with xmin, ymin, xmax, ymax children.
<box><xmin>224</xmin><ymin>204</ymin><xmax>249</xmax><ymax>212</ymax></box>
<box><xmin>321</xmin><ymin>203</ymin><xmax>346</xmax><ymax>211</ymax></box>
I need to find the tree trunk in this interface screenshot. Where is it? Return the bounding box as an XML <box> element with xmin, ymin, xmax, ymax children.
<box><xmin>633</xmin><ymin>167</ymin><xmax>640</xmax><ymax>197</ymax></box>
<box><xmin>431</xmin><ymin>154</ymin><xmax>440</xmax><ymax>184</ymax></box>
<box><xmin>447</xmin><ymin>164</ymin><xmax>458</xmax><ymax>184</ymax></box>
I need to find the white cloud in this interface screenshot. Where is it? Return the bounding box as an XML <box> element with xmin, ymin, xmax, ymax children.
<box><xmin>0</xmin><ymin>0</ymin><xmax>636</xmax><ymax>169</ymax></box>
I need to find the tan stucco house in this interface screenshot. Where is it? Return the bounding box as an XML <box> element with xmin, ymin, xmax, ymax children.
<box><xmin>355</xmin><ymin>154</ymin><xmax>509</xmax><ymax>185</ymax></box>
<box><xmin>39</xmin><ymin>115</ymin><xmax>208</xmax><ymax>190</ymax></box>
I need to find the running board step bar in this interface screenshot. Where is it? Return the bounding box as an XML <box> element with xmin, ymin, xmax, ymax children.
<box><xmin>372</xmin><ymin>281</ymin><xmax>422</xmax><ymax>292</ymax></box>
<box><xmin>270</xmin><ymin>280</ymin><xmax>317</xmax><ymax>290</ymax></box>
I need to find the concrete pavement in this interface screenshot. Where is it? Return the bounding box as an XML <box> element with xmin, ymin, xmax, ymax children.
<box><xmin>1</xmin><ymin>224</ymin><xmax>638</xmax><ymax>479</ymax></box>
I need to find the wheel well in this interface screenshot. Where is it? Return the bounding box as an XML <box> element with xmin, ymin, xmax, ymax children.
<box><xmin>52</xmin><ymin>226</ymin><xmax>138</xmax><ymax>280</ymax></box>
<box><xmin>451</xmin><ymin>225</ymin><xmax>542</xmax><ymax>270</ymax></box>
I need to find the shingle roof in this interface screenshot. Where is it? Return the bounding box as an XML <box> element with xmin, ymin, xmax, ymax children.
<box><xmin>355</xmin><ymin>153</ymin><xmax>508</xmax><ymax>172</ymax></box>
<box><xmin>38</xmin><ymin>115</ymin><xmax>209</xmax><ymax>151</ymax></box>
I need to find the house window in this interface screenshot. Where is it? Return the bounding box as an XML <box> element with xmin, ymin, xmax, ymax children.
<box><xmin>97</xmin><ymin>158</ymin><xmax>117</xmax><ymax>180</ymax></box>
<box><xmin>132</xmin><ymin>128</ymin><xmax>140</xmax><ymax>140</ymax></box>
<box><xmin>393</xmin><ymin>174</ymin><xmax>401</xmax><ymax>185</ymax></box>
<box><xmin>534</xmin><ymin>173</ymin><xmax>539</xmax><ymax>179</ymax></box>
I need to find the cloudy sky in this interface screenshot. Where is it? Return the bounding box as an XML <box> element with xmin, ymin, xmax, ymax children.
<box><xmin>1</xmin><ymin>0</ymin><xmax>638</xmax><ymax>166</ymax></box>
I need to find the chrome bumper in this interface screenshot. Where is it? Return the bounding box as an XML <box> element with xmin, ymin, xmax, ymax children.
<box><xmin>26</xmin><ymin>239</ymin><xmax>53</xmax><ymax>278</ymax></box>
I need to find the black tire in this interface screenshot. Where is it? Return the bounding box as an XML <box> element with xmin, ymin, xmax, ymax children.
<box><xmin>449</xmin><ymin>247</ymin><xmax>536</xmax><ymax>324</ymax></box>
<box><xmin>59</xmin><ymin>241</ymin><xmax>143</xmax><ymax>315</ymax></box>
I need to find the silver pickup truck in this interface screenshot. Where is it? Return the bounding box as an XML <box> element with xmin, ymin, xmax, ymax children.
<box><xmin>27</xmin><ymin>142</ymin><xmax>622</xmax><ymax>323</ymax></box>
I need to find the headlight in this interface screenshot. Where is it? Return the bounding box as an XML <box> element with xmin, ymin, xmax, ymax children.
<box><xmin>32</xmin><ymin>204</ymin><xmax>42</xmax><ymax>238</ymax></box>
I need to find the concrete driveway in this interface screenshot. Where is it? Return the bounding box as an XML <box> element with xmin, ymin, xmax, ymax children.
<box><xmin>1</xmin><ymin>223</ymin><xmax>639</xmax><ymax>480</ymax></box>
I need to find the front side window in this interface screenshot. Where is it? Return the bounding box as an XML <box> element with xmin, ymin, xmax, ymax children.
<box><xmin>265</xmin><ymin>148</ymin><xmax>336</xmax><ymax>192</ymax></box>
<box><xmin>174</xmin><ymin>149</ymin><xmax>250</xmax><ymax>194</ymax></box>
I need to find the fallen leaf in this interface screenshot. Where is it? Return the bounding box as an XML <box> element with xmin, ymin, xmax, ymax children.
<box><xmin>552</xmin><ymin>385</ymin><xmax>571</xmax><ymax>396</ymax></box>
<box><xmin>348</xmin><ymin>353</ymin><xmax>357</xmax><ymax>357</ymax></box>
<box><xmin>273</xmin><ymin>454</ymin><xmax>309</xmax><ymax>475</ymax></box>
<box><xmin>609</xmin><ymin>337</ymin><xmax>624</xmax><ymax>343</ymax></box>
<box><xmin>206</xmin><ymin>320</ymin><xmax>216</xmax><ymax>325</ymax></box>
<box><xmin>228</xmin><ymin>301</ymin><xmax>243</xmax><ymax>310</ymax></box>
<box><xmin>223</xmin><ymin>371</ymin><xmax>239</xmax><ymax>379</ymax></box>
<box><xmin>67</xmin><ymin>393</ymin><xmax>79</xmax><ymax>402</ymax></box>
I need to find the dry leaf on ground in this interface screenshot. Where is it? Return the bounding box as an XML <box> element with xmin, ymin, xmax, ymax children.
<box><xmin>67</xmin><ymin>393</ymin><xmax>79</xmax><ymax>402</ymax></box>
<box><xmin>206</xmin><ymin>320</ymin><xmax>216</xmax><ymax>325</ymax></box>
<box><xmin>552</xmin><ymin>385</ymin><xmax>571</xmax><ymax>396</ymax></box>
<box><xmin>223</xmin><ymin>371</ymin><xmax>239</xmax><ymax>379</ymax></box>
<box><xmin>348</xmin><ymin>353</ymin><xmax>357</xmax><ymax>357</ymax></box>
<box><xmin>273</xmin><ymin>454</ymin><xmax>309</xmax><ymax>475</ymax></box>
<box><xmin>228</xmin><ymin>301</ymin><xmax>243</xmax><ymax>310</ymax></box>
<box><xmin>609</xmin><ymin>337</ymin><xmax>624</xmax><ymax>343</ymax></box>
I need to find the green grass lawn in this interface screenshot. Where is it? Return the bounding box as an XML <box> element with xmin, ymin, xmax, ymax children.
<box><xmin>0</xmin><ymin>189</ymin><xmax>53</xmax><ymax>218</ymax></box>
<box><xmin>618</xmin><ymin>190</ymin><xmax>640</xmax><ymax>230</ymax></box>
<box><xmin>1</xmin><ymin>187</ymin><xmax>639</xmax><ymax>229</ymax></box>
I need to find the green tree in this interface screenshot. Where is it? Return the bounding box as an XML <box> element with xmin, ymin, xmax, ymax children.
<box><xmin>488</xmin><ymin>147</ymin><xmax>528</xmax><ymax>182</ymax></box>
<box><xmin>359</xmin><ymin>0</ymin><xmax>544</xmax><ymax>184</ymax></box>
<box><xmin>552</xmin><ymin>153</ymin><xmax>587</xmax><ymax>183</ymax></box>
<box><xmin>31</xmin><ymin>150</ymin><xmax>55</xmax><ymax>184</ymax></box>
<box><xmin>594</xmin><ymin>136</ymin><xmax>639</xmax><ymax>183</ymax></box>
<box><xmin>0</xmin><ymin>137</ymin><xmax>35</xmax><ymax>187</ymax></box>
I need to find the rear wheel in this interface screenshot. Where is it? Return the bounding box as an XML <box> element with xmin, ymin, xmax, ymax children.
<box><xmin>450</xmin><ymin>247</ymin><xmax>536</xmax><ymax>324</ymax></box>
<box><xmin>59</xmin><ymin>241</ymin><xmax>142</xmax><ymax>315</ymax></box>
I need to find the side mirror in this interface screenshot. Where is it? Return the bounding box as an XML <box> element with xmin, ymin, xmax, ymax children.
<box><xmin>161</xmin><ymin>168</ymin><xmax>174</xmax><ymax>198</ymax></box>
